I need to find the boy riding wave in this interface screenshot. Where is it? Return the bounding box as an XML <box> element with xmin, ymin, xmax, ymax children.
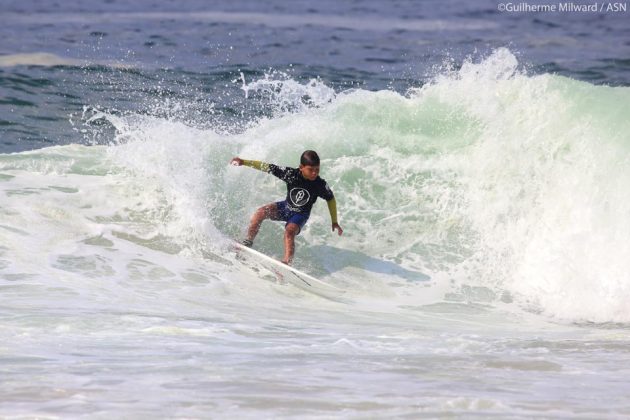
<box><xmin>230</xmin><ymin>150</ymin><xmax>343</xmax><ymax>264</ymax></box>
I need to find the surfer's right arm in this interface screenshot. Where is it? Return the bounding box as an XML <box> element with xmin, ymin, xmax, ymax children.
<box><xmin>230</xmin><ymin>157</ymin><xmax>293</xmax><ymax>181</ymax></box>
<box><xmin>230</xmin><ymin>157</ymin><xmax>271</xmax><ymax>172</ymax></box>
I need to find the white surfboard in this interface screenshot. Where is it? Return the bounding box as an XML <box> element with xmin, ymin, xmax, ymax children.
<box><xmin>232</xmin><ymin>241</ymin><xmax>348</xmax><ymax>302</ymax></box>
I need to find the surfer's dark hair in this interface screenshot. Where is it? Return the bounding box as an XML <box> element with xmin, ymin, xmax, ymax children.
<box><xmin>300</xmin><ymin>150</ymin><xmax>320</xmax><ymax>166</ymax></box>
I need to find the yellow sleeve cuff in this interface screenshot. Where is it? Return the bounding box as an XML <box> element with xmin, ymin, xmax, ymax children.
<box><xmin>241</xmin><ymin>159</ymin><xmax>270</xmax><ymax>172</ymax></box>
<box><xmin>326</xmin><ymin>197</ymin><xmax>338</xmax><ymax>224</ymax></box>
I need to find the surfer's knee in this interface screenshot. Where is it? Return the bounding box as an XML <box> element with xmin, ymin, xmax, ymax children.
<box><xmin>285</xmin><ymin>223</ymin><xmax>300</xmax><ymax>238</ymax></box>
<box><xmin>253</xmin><ymin>207</ymin><xmax>265</xmax><ymax>220</ymax></box>
<box><xmin>254</xmin><ymin>204</ymin><xmax>275</xmax><ymax>221</ymax></box>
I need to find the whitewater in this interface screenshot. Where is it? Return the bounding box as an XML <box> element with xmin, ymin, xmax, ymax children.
<box><xmin>2</xmin><ymin>49</ymin><xmax>630</xmax><ymax>417</ymax></box>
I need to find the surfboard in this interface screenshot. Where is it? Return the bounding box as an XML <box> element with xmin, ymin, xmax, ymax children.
<box><xmin>231</xmin><ymin>241</ymin><xmax>347</xmax><ymax>302</ymax></box>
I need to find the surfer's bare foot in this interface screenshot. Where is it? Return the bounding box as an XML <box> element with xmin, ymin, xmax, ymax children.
<box><xmin>281</xmin><ymin>260</ymin><xmax>290</xmax><ymax>265</ymax></box>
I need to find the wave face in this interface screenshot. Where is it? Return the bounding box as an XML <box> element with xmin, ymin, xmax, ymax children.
<box><xmin>3</xmin><ymin>49</ymin><xmax>629</xmax><ymax>324</ymax></box>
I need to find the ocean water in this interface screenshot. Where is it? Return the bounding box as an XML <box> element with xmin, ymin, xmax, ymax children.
<box><xmin>2</xmin><ymin>0</ymin><xmax>630</xmax><ymax>418</ymax></box>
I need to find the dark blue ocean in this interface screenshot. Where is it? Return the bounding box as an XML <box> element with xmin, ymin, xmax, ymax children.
<box><xmin>2</xmin><ymin>1</ymin><xmax>630</xmax><ymax>418</ymax></box>
<box><xmin>1</xmin><ymin>0</ymin><xmax>628</xmax><ymax>152</ymax></box>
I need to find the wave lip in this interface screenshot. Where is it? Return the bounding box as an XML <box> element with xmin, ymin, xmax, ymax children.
<box><xmin>416</xmin><ymin>48</ymin><xmax>630</xmax><ymax>323</ymax></box>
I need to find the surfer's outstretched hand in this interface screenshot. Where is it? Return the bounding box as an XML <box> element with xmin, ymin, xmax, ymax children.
<box><xmin>332</xmin><ymin>223</ymin><xmax>343</xmax><ymax>236</ymax></box>
<box><xmin>230</xmin><ymin>157</ymin><xmax>243</xmax><ymax>166</ymax></box>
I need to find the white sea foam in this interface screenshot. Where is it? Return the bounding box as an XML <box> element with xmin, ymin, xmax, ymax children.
<box><xmin>2</xmin><ymin>49</ymin><xmax>630</xmax><ymax>417</ymax></box>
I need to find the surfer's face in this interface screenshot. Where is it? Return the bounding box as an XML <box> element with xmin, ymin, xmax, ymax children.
<box><xmin>299</xmin><ymin>164</ymin><xmax>320</xmax><ymax>181</ymax></box>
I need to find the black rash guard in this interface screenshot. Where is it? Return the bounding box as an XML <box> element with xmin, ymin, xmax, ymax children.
<box><xmin>241</xmin><ymin>160</ymin><xmax>337</xmax><ymax>219</ymax></box>
<box><xmin>267</xmin><ymin>164</ymin><xmax>334</xmax><ymax>213</ymax></box>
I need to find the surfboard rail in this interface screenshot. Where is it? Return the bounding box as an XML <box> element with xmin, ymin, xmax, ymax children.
<box><xmin>232</xmin><ymin>241</ymin><xmax>348</xmax><ymax>302</ymax></box>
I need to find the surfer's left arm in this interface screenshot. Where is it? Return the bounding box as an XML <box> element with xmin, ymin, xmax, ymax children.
<box><xmin>326</xmin><ymin>197</ymin><xmax>343</xmax><ymax>236</ymax></box>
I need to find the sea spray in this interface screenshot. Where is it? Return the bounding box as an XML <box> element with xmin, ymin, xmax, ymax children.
<box><xmin>414</xmin><ymin>49</ymin><xmax>630</xmax><ymax>321</ymax></box>
<box><xmin>64</xmin><ymin>48</ymin><xmax>630</xmax><ymax>322</ymax></box>
<box><xmin>231</xmin><ymin>48</ymin><xmax>630</xmax><ymax>321</ymax></box>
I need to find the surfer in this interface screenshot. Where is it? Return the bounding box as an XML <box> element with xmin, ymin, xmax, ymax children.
<box><xmin>230</xmin><ymin>150</ymin><xmax>343</xmax><ymax>265</ymax></box>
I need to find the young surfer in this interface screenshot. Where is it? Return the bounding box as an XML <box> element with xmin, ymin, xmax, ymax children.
<box><xmin>230</xmin><ymin>150</ymin><xmax>343</xmax><ymax>264</ymax></box>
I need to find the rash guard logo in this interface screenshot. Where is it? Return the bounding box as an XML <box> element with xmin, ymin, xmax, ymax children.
<box><xmin>289</xmin><ymin>188</ymin><xmax>310</xmax><ymax>207</ymax></box>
